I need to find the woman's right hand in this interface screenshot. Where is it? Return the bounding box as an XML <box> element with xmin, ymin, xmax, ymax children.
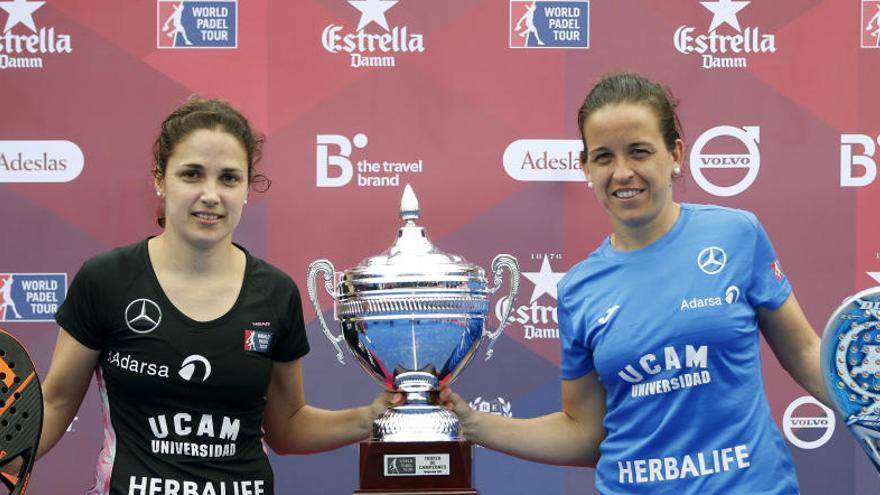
<box><xmin>438</xmin><ymin>386</ymin><xmax>477</xmax><ymax>438</ymax></box>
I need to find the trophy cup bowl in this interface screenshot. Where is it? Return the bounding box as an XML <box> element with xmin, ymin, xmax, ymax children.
<box><xmin>820</xmin><ymin>286</ymin><xmax>880</xmax><ymax>472</ymax></box>
<box><xmin>306</xmin><ymin>185</ymin><xmax>520</xmax><ymax>442</ymax></box>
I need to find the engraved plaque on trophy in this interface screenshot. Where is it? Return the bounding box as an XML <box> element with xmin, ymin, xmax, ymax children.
<box><xmin>306</xmin><ymin>185</ymin><xmax>520</xmax><ymax>494</ymax></box>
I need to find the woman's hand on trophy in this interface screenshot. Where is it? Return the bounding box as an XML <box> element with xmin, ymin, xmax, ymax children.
<box><xmin>438</xmin><ymin>386</ymin><xmax>477</xmax><ymax>438</ymax></box>
<box><xmin>368</xmin><ymin>390</ymin><xmax>404</xmax><ymax>422</ymax></box>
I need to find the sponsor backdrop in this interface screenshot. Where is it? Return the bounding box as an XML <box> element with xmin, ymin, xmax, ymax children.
<box><xmin>0</xmin><ymin>0</ymin><xmax>878</xmax><ymax>493</ymax></box>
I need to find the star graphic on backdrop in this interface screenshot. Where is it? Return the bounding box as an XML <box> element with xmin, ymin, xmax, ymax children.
<box><xmin>700</xmin><ymin>0</ymin><xmax>750</xmax><ymax>33</ymax></box>
<box><xmin>348</xmin><ymin>0</ymin><xmax>398</xmax><ymax>31</ymax></box>
<box><xmin>869</xmin><ymin>272</ymin><xmax>880</xmax><ymax>284</ymax></box>
<box><xmin>0</xmin><ymin>0</ymin><xmax>44</xmax><ymax>33</ymax></box>
<box><xmin>522</xmin><ymin>256</ymin><xmax>566</xmax><ymax>303</ymax></box>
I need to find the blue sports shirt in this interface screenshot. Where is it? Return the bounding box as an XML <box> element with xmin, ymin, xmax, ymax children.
<box><xmin>558</xmin><ymin>204</ymin><xmax>798</xmax><ymax>494</ymax></box>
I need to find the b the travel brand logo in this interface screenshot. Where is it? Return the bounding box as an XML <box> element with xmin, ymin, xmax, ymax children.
<box><xmin>782</xmin><ymin>396</ymin><xmax>835</xmax><ymax>449</ymax></box>
<box><xmin>689</xmin><ymin>126</ymin><xmax>760</xmax><ymax>197</ymax></box>
<box><xmin>509</xmin><ymin>0</ymin><xmax>589</xmax><ymax>49</ymax></box>
<box><xmin>674</xmin><ymin>0</ymin><xmax>775</xmax><ymax>69</ymax></box>
<box><xmin>157</xmin><ymin>0</ymin><xmax>237</xmax><ymax>49</ymax></box>
<box><xmin>840</xmin><ymin>133</ymin><xmax>880</xmax><ymax>187</ymax></box>
<box><xmin>503</xmin><ymin>139</ymin><xmax>584</xmax><ymax>182</ymax></box>
<box><xmin>0</xmin><ymin>273</ymin><xmax>65</xmax><ymax>322</ymax></box>
<box><xmin>322</xmin><ymin>0</ymin><xmax>424</xmax><ymax>68</ymax></box>
<box><xmin>0</xmin><ymin>140</ymin><xmax>84</xmax><ymax>183</ymax></box>
<box><xmin>0</xmin><ymin>0</ymin><xmax>72</xmax><ymax>70</ymax></box>
<box><xmin>863</xmin><ymin>1</ymin><xmax>880</xmax><ymax>48</ymax></box>
<box><xmin>469</xmin><ymin>396</ymin><xmax>513</xmax><ymax>417</ymax></box>
<box><xmin>316</xmin><ymin>133</ymin><xmax>424</xmax><ymax>188</ymax></box>
<box><xmin>495</xmin><ymin>254</ymin><xmax>565</xmax><ymax>341</ymax></box>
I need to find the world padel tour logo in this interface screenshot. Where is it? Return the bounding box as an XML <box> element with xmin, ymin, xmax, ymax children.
<box><xmin>157</xmin><ymin>0</ymin><xmax>237</xmax><ymax>49</ymax></box>
<box><xmin>508</xmin><ymin>0</ymin><xmax>589</xmax><ymax>49</ymax></box>
<box><xmin>863</xmin><ymin>1</ymin><xmax>880</xmax><ymax>48</ymax></box>
<box><xmin>495</xmin><ymin>254</ymin><xmax>565</xmax><ymax>341</ymax></box>
<box><xmin>322</xmin><ymin>0</ymin><xmax>424</xmax><ymax>68</ymax></box>
<box><xmin>0</xmin><ymin>0</ymin><xmax>72</xmax><ymax>70</ymax></box>
<box><xmin>0</xmin><ymin>273</ymin><xmax>66</xmax><ymax>322</ymax></box>
<box><xmin>674</xmin><ymin>0</ymin><xmax>775</xmax><ymax>69</ymax></box>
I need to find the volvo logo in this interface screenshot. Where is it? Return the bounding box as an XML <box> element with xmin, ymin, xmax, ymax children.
<box><xmin>697</xmin><ymin>246</ymin><xmax>727</xmax><ymax>275</ymax></box>
<box><xmin>689</xmin><ymin>126</ymin><xmax>761</xmax><ymax>197</ymax></box>
<box><xmin>782</xmin><ymin>396</ymin><xmax>835</xmax><ymax>450</ymax></box>
<box><xmin>125</xmin><ymin>299</ymin><xmax>162</xmax><ymax>334</ymax></box>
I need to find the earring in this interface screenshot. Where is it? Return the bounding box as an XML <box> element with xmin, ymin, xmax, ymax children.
<box><xmin>156</xmin><ymin>190</ymin><xmax>162</xmax><ymax>197</ymax></box>
<box><xmin>672</xmin><ymin>167</ymin><xmax>682</xmax><ymax>177</ymax></box>
<box><xmin>243</xmin><ymin>199</ymin><xmax>248</xmax><ymax>205</ymax></box>
<box><xmin>587</xmin><ymin>180</ymin><xmax>594</xmax><ymax>189</ymax></box>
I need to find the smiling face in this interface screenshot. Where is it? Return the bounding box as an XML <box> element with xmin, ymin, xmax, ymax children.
<box><xmin>156</xmin><ymin>128</ymin><xmax>248</xmax><ymax>250</ymax></box>
<box><xmin>582</xmin><ymin>102</ymin><xmax>683</xmax><ymax>236</ymax></box>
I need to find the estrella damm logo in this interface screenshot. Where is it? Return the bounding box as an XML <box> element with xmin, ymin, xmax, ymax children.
<box><xmin>157</xmin><ymin>0</ymin><xmax>237</xmax><ymax>49</ymax></box>
<box><xmin>509</xmin><ymin>0</ymin><xmax>589</xmax><ymax>49</ymax></box>
<box><xmin>0</xmin><ymin>273</ymin><xmax>66</xmax><ymax>322</ymax></box>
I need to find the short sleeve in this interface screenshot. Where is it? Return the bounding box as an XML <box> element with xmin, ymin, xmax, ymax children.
<box><xmin>271</xmin><ymin>281</ymin><xmax>310</xmax><ymax>362</ymax></box>
<box><xmin>746</xmin><ymin>214</ymin><xmax>792</xmax><ymax>310</ymax></box>
<box><xmin>55</xmin><ymin>260</ymin><xmax>105</xmax><ymax>350</ymax></box>
<box><xmin>559</xmin><ymin>295</ymin><xmax>594</xmax><ymax>380</ymax></box>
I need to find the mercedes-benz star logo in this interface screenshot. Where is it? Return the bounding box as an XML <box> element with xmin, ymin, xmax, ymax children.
<box><xmin>697</xmin><ymin>246</ymin><xmax>727</xmax><ymax>275</ymax></box>
<box><xmin>125</xmin><ymin>298</ymin><xmax>162</xmax><ymax>334</ymax></box>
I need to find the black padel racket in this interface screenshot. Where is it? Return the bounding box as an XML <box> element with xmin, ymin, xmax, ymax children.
<box><xmin>0</xmin><ymin>329</ymin><xmax>42</xmax><ymax>495</ymax></box>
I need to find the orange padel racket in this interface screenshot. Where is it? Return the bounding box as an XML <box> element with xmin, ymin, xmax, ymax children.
<box><xmin>0</xmin><ymin>330</ymin><xmax>42</xmax><ymax>495</ymax></box>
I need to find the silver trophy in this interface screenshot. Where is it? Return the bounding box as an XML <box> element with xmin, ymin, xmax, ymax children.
<box><xmin>820</xmin><ymin>286</ymin><xmax>880</xmax><ymax>472</ymax></box>
<box><xmin>306</xmin><ymin>185</ymin><xmax>520</xmax><ymax>442</ymax></box>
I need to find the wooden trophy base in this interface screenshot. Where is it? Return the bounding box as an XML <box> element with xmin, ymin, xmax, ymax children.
<box><xmin>354</xmin><ymin>440</ymin><xmax>477</xmax><ymax>494</ymax></box>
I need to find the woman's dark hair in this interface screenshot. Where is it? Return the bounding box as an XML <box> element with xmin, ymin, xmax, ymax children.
<box><xmin>152</xmin><ymin>97</ymin><xmax>269</xmax><ymax>226</ymax></box>
<box><xmin>576</xmin><ymin>73</ymin><xmax>682</xmax><ymax>161</ymax></box>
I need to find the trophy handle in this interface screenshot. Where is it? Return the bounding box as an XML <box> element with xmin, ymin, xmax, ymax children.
<box><xmin>483</xmin><ymin>254</ymin><xmax>520</xmax><ymax>360</ymax></box>
<box><xmin>306</xmin><ymin>259</ymin><xmax>346</xmax><ymax>364</ymax></box>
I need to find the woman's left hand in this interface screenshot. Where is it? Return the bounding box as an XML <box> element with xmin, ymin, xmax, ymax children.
<box><xmin>367</xmin><ymin>390</ymin><xmax>404</xmax><ymax>423</ymax></box>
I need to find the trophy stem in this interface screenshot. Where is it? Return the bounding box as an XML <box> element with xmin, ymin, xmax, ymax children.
<box><xmin>406</xmin><ymin>391</ymin><xmax>430</xmax><ymax>405</ymax></box>
<box><xmin>394</xmin><ymin>371</ymin><xmax>437</xmax><ymax>397</ymax></box>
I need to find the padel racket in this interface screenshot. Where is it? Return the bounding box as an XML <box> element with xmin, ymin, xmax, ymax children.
<box><xmin>0</xmin><ymin>329</ymin><xmax>42</xmax><ymax>495</ymax></box>
<box><xmin>821</xmin><ymin>287</ymin><xmax>880</xmax><ymax>473</ymax></box>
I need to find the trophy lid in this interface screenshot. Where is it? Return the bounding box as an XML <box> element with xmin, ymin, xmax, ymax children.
<box><xmin>338</xmin><ymin>185</ymin><xmax>486</xmax><ymax>298</ymax></box>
